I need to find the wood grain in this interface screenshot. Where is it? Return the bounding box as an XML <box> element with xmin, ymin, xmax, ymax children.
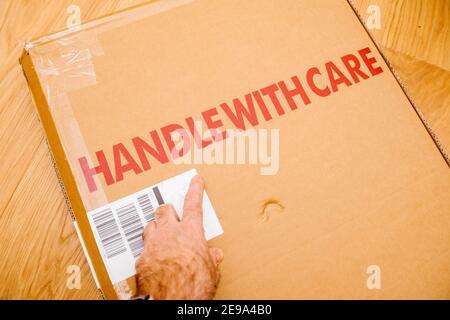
<box><xmin>353</xmin><ymin>0</ymin><xmax>450</xmax><ymax>149</ymax></box>
<box><xmin>0</xmin><ymin>0</ymin><xmax>448</xmax><ymax>299</ymax></box>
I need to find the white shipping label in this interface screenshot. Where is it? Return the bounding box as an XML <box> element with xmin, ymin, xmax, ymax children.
<box><xmin>87</xmin><ymin>169</ymin><xmax>224</xmax><ymax>284</ymax></box>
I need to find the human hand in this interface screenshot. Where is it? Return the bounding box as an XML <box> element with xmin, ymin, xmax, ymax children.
<box><xmin>135</xmin><ymin>175</ymin><xmax>223</xmax><ymax>300</ymax></box>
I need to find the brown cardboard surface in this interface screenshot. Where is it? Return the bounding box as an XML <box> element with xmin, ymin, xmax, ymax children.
<box><xmin>21</xmin><ymin>0</ymin><xmax>450</xmax><ymax>299</ymax></box>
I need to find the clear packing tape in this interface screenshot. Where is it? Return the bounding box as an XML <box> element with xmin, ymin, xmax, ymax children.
<box><xmin>25</xmin><ymin>0</ymin><xmax>195</xmax><ymax>212</ymax></box>
<box><xmin>27</xmin><ymin>0</ymin><xmax>194</xmax><ymax>105</ymax></box>
<box><xmin>29</xmin><ymin>32</ymin><xmax>104</xmax><ymax>108</ymax></box>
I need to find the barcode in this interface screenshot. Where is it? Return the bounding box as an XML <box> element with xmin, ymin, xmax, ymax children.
<box><xmin>92</xmin><ymin>208</ymin><xmax>127</xmax><ymax>259</ymax></box>
<box><xmin>137</xmin><ymin>193</ymin><xmax>155</xmax><ymax>222</ymax></box>
<box><xmin>116</xmin><ymin>203</ymin><xmax>144</xmax><ymax>258</ymax></box>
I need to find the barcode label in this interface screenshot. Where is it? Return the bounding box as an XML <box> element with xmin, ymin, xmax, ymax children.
<box><xmin>137</xmin><ymin>193</ymin><xmax>156</xmax><ymax>222</ymax></box>
<box><xmin>91</xmin><ymin>208</ymin><xmax>127</xmax><ymax>259</ymax></box>
<box><xmin>116</xmin><ymin>203</ymin><xmax>145</xmax><ymax>258</ymax></box>
<box><xmin>87</xmin><ymin>169</ymin><xmax>224</xmax><ymax>285</ymax></box>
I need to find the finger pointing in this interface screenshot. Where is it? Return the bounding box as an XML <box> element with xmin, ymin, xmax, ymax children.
<box><xmin>183</xmin><ymin>175</ymin><xmax>204</xmax><ymax>222</ymax></box>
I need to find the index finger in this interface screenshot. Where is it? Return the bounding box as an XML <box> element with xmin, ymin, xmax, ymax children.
<box><xmin>182</xmin><ymin>175</ymin><xmax>204</xmax><ymax>221</ymax></box>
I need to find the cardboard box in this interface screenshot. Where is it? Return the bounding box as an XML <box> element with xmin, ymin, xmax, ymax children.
<box><xmin>20</xmin><ymin>0</ymin><xmax>450</xmax><ymax>299</ymax></box>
